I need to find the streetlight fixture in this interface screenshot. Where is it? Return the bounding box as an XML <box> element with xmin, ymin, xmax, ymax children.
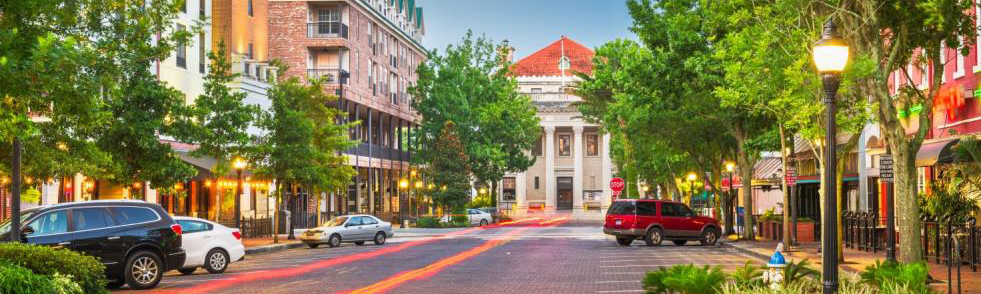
<box><xmin>233</xmin><ymin>157</ymin><xmax>247</xmax><ymax>229</ymax></box>
<box><xmin>813</xmin><ymin>18</ymin><xmax>848</xmax><ymax>294</ymax></box>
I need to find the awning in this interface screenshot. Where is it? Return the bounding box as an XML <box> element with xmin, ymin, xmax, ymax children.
<box><xmin>915</xmin><ymin>138</ymin><xmax>960</xmax><ymax>167</ymax></box>
<box><xmin>176</xmin><ymin>151</ymin><xmax>254</xmax><ymax>179</ymax></box>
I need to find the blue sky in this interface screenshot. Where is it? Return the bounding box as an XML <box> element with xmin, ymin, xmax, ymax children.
<box><xmin>415</xmin><ymin>0</ymin><xmax>636</xmax><ymax>60</ymax></box>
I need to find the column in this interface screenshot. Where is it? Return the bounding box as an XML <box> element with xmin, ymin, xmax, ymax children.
<box><xmin>601</xmin><ymin>133</ymin><xmax>613</xmax><ymax>210</ymax></box>
<box><xmin>516</xmin><ymin>172</ymin><xmax>527</xmax><ymax>212</ymax></box>
<box><xmin>544</xmin><ymin>126</ymin><xmax>556</xmax><ymax>210</ymax></box>
<box><xmin>857</xmin><ymin>125</ymin><xmax>869</xmax><ymax>211</ymax></box>
<box><xmin>573</xmin><ymin>126</ymin><xmax>584</xmax><ymax>212</ymax></box>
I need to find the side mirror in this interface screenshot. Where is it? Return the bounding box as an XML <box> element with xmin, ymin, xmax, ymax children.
<box><xmin>20</xmin><ymin>226</ymin><xmax>34</xmax><ymax>236</ymax></box>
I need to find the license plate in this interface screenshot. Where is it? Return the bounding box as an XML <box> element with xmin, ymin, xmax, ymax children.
<box><xmin>615</xmin><ymin>220</ymin><xmax>622</xmax><ymax>226</ymax></box>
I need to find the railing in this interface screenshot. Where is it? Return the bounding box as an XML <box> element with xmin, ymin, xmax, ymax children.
<box><xmin>844</xmin><ymin>212</ymin><xmax>980</xmax><ymax>276</ymax></box>
<box><xmin>307</xmin><ymin>22</ymin><xmax>349</xmax><ymax>39</ymax></box>
<box><xmin>343</xmin><ymin>142</ymin><xmax>409</xmax><ymax>161</ymax></box>
<box><xmin>528</xmin><ymin>92</ymin><xmax>575</xmax><ymax>100</ymax></box>
<box><xmin>843</xmin><ymin>212</ymin><xmax>882</xmax><ymax>253</ymax></box>
<box><xmin>307</xmin><ymin>68</ymin><xmax>347</xmax><ymax>84</ymax></box>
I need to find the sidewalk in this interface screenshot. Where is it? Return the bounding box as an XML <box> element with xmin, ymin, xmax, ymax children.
<box><xmin>242</xmin><ymin>234</ymin><xmax>304</xmax><ymax>255</ymax></box>
<box><xmin>726</xmin><ymin>239</ymin><xmax>980</xmax><ymax>293</ymax></box>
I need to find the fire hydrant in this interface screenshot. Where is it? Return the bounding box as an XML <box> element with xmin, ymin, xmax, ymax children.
<box><xmin>761</xmin><ymin>243</ymin><xmax>786</xmax><ymax>291</ymax></box>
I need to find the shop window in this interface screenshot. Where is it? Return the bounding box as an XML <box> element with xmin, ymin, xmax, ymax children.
<box><xmin>503</xmin><ymin>177</ymin><xmax>516</xmax><ymax>201</ymax></box>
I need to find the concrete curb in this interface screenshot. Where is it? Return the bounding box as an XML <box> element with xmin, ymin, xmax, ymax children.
<box><xmin>720</xmin><ymin>242</ymin><xmax>771</xmax><ymax>262</ymax></box>
<box><xmin>245</xmin><ymin>242</ymin><xmax>305</xmax><ymax>255</ymax></box>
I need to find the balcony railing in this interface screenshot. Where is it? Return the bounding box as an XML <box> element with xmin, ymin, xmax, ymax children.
<box><xmin>307</xmin><ymin>68</ymin><xmax>348</xmax><ymax>84</ymax></box>
<box><xmin>528</xmin><ymin>92</ymin><xmax>575</xmax><ymax>100</ymax></box>
<box><xmin>307</xmin><ymin>22</ymin><xmax>349</xmax><ymax>39</ymax></box>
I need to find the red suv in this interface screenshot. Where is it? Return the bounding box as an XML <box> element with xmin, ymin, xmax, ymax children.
<box><xmin>603</xmin><ymin>199</ymin><xmax>720</xmax><ymax>246</ymax></box>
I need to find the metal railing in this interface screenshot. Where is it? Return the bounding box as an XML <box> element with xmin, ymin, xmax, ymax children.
<box><xmin>307</xmin><ymin>22</ymin><xmax>349</xmax><ymax>39</ymax></box>
<box><xmin>843</xmin><ymin>212</ymin><xmax>882</xmax><ymax>253</ymax></box>
<box><xmin>307</xmin><ymin>68</ymin><xmax>346</xmax><ymax>84</ymax></box>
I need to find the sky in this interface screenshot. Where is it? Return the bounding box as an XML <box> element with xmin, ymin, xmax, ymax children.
<box><xmin>415</xmin><ymin>0</ymin><xmax>637</xmax><ymax>60</ymax></box>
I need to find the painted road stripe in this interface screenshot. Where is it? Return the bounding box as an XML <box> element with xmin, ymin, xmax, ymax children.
<box><xmin>596</xmin><ymin>290</ymin><xmax>645</xmax><ymax>293</ymax></box>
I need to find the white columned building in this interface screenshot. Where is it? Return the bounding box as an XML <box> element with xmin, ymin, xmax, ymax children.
<box><xmin>500</xmin><ymin>37</ymin><xmax>614</xmax><ymax>219</ymax></box>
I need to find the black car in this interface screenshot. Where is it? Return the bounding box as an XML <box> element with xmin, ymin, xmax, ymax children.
<box><xmin>0</xmin><ymin>200</ymin><xmax>185</xmax><ymax>290</ymax></box>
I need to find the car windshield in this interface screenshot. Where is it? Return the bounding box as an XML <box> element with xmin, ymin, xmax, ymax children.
<box><xmin>0</xmin><ymin>210</ymin><xmax>37</xmax><ymax>238</ymax></box>
<box><xmin>322</xmin><ymin>216</ymin><xmax>348</xmax><ymax>227</ymax></box>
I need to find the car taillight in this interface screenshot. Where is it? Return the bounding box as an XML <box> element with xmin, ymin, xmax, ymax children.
<box><xmin>171</xmin><ymin>224</ymin><xmax>182</xmax><ymax>236</ymax></box>
<box><xmin>232</xmin><ymin>231</ymin><xmax>241</xmax><ymax>240</ymax></box>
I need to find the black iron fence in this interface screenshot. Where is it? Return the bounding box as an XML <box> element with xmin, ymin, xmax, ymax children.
<box><xmin>216</xmin><ymin>218</ymin><xmax>273</xmax><ymax>238</ymax></box>
<box><xmin>844</xmin><ymin>212</ymin><xmax>979</xmax><ymax>274</ymax></box>
<box><xmin>843</xmin><ymin>211</ymin><xmax>883</xmax><ymax>253</ymax></box>
<box><xmin>306</xmin><ymin>22</ymin><xmax>349</xmax><ymax>39</ymax></box>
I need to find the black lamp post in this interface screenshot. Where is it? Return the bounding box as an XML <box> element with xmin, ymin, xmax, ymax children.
<box><xmin>813</xmin><ymin>19</ymin><xmax>849</xmax><ymax>294</ymax></box>
<box><xmin>233</xmin><ymin>157</ymin><xmax>247</xmax><ymax>229</ymax></box>
<box><xmin>726</xmin><ymin>163</ymin><xmax>735</xmax><ymax>235</ymax></box>
<box><xmin>399</xmin><ymin>177</ymin><xmax>409</xmax><ymax>228</ymax></box>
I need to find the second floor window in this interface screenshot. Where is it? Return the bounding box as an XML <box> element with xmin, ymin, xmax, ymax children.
<box><xmin>558</xmin><ymin>134</ymin><xmax>571</xmax><ymax>156</ymax></box>
<box><xmin>198</xmin><ymin>33</ymin><xmax>206</xmax><ymax>73</ymax></box>
<box><xmin>586</xmin><ymin>134</ymin><xmax>598</xmax><ymax>156</ymax></box>
<box><xmin>248</xmin><ymin>0</ymin><xmax>253</xmax><ymax>16</ymax></box>
<box><xmin>176</xmin><ymin>24</ymin><xmax>187</xmax><ymax>69</ymax></box>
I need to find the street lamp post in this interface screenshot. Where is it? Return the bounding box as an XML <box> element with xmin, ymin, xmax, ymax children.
<box><xmin>233</xmin><ymin>157</ymin><xmax>247</xmax><ymax>229</ymax></box>
<box><xmin>726</xmin><ymin>163</ymin><xmax>735</xmax><ymax>235</ymax></box>
<box><xmin>813</xmin><ymin>19</ymin><xmax>849</xmax><ymax>294</ymax></box>
<box><xmin>399</xmin><ymin>178</ymin><xmax>409</xmax><ymax>228</ymax></box>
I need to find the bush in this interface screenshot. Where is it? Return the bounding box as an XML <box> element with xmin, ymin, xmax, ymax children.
<box><xmin>783</xmin><ymin>259</ymin><xmax>819</xmax><ymax>285</ymax></box>
<box><xmin>643</xmin><ymin>264</ymin><xmax>726</xmax><ymax>294</ymax></box>
<box><xmin>415</xmin><ymin>217</ymin><xmax>441</xmax><ymax>228</ymax></box>
<box><xmin>728</xmin><ymin>261</ymin><xmax>763</xmax><ymax>289</ymax></box>
<box><xmin>0</xmin><ymin>261</ymin><xmax>57</xmax><ymax>294</ymax></box>
<box><xmin>859</xmin><ymin>260</ymin><xmax>934</xmax><ymax>294</ymax></box>
<box><xmin>0</xmin><ymin>242</ymin><xmax>106</xmax><ymax>294</ymax></box>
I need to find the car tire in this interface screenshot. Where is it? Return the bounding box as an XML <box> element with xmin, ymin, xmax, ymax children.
<box><xmin>307</xmin><ymin>243</ymin><xmax>320</xmax><ymax>248</ymax></box>
<box><xmin>374</xmin><ymin>231</ymin><xmax>387</xmax><ymax>245</ymax></box>
<box><xmin>124</xmin><ymin>250</ymin><xmax>163</xmax><ymax>290</ymax></box>
<box><xmin>204</xmin><ymin>249</ymin><xmax>229</xmax><ymax>274</ymax></box>
<box><xmin>327</xmin><ymin>234</ymin><xmax>342</xmax><ymax>248</ymax></box>
<box><xmin>672</xmin><ymin>240</ymin><xmax>687</xmax><ymax>246</ymax></box>
<box><xmin>178</xmin><ymin>268</ymin><xmax>196</xmax><ymax>275</ymax></box>
<box><xmin>700</xmin><ymin>228</ymin><xmax>719</xmax><ymax>246</ymax></box>
<box><xmin>354</xmin><ymin>241</ymin><xmax>365</xmax><ymax>246</ymax></box>
<box><xmin>616</xmin><ymin>236</ymin><xmax>633</xmax><ymax>246</ymax></box>
<box><xmin>480</xmin><ymin>219</ymin><xmax>488</xmax><ymax>227</ymax></box>
<box><xmin>644</xmin><ymin>228</ymin><xmax>663</xmax><ymax>246</ymax></box>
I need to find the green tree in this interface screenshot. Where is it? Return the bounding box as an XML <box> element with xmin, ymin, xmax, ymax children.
<box><xmin>430</xmin><ymin>121</ymin><xmax>471</xmax><ymax>211</ymax></box>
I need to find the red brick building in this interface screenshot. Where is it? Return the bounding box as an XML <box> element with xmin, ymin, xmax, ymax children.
<box><xmin>269</xmin><ymin>0</ymin><xmax>426</xmax><ymax>221</ymax></box>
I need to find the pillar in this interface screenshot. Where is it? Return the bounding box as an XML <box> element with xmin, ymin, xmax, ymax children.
<box><xmin>544</xmin><ymin>126</ymin><xmax>556</xmax><ymax>210</ymax></box>
<box><xmin>573</xmin><ymin>126</ymin><xmax>584</xmax><ymax>212</ymax></box>
<box><xmin>516</xmin><ymin>171</ymin><xmax>527</xmax><ymax>212</ymax></box>
<box><xmin>601</xmin><ymin>133</ymin><xmax>613</xmax><ymax>209</ymax></box>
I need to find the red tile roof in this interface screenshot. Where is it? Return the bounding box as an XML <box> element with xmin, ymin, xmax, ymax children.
<box><xmin>511</xmin><ymin>36</ymin><xmax>594</xmax><ymax>77</ymax></box>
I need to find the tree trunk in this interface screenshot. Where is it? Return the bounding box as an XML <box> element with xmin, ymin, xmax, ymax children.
<box><xmin>738</xmin><ymin>148</ymin><xmax>755</xmax><ymax>240</ymax></box>
<box><xmin>779</xmin><ymin>124</ymin><xmax>791</xmax><ymax>246</ymax></box>
<box><xmin>315</xmin><ymin>186</ymin><xmax>322</xmax><ymax>227</ymax></box>
<box><xmin>894</xmin><ymin>142</ymin><xmax>922</xmax><ymax>262</ymax></box>
<box><xmin>273</xmin><ymin>181</ymin><xmax>281</xmax><ymax>244</ymax></box>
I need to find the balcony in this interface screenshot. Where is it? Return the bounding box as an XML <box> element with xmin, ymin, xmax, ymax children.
<box><xmin>528</xmin><ymin>92</ymin><xmax>576</xmax><ymax>100</ymax></box>
<box><xmin>307</xmin><ymin>68</ymin><xmax>348</xmax><ymax>84</ymax></box>
<box><xmin>345</xmin><ymin>142</ymin><xmax>409</xmax><ymax>161</ymax></box>
<box><xmin>307</xmin><ymin>22</ymin><xmax>349</xmax><ymax>39</ymax></box>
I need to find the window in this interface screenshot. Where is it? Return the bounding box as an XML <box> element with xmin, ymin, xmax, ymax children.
<box><xmin>675</xmin><ymin>203</ymin><xmax>694</xmax><ymax>217</ymax></box>
<box><xmin>917</xmin><ymin>167</ymin><xmax>926</xmax><ymax>194</ymax></box>
<box><xmin>661</xmin><ymin>203</ymin><xmax>679</xmax><ymax>217</ymax></box>
<box><xmin>176</xmin><ymin>24</ymin><xmax>187</xmax><ymax>69</ymax></box>
<box><xmin>532</xmin><ymin>135</ymin><xmax>543</xmax><ymax>156</ymax></box>
<box><xmin>177</xmin><ymin>220</ymin><xmax>211</xmax><ymax>233</ymax></box>
<box><xmin>27</xmin><ymin>210</ymin><xmax>68</xmax><ymax>236</ymax></box>
<box><xmin>558</xmin><ymin>134</ymin><xmax>571</xmax><ymax>156</ymax></box>
<box><xmin>636</xmin><ymin>202</ymin><xmax>657</xmax><ymax>216</ymax></box>
<box><xmin>503</xmin><ymin>177</ymin><xmax>516</xmax><ymax>201</ymax></box>
<box><xmin>530</xmin><ymin>88</ymin><xmax>542</xmax><ymax>93</ymax></box>
<box><xmin>586</xmin><ymin>134</ymin><xmax>598</xmax><ymax>156</ymax></box>
<box><xmin>954</xmin><ymin>37</ymin><xmax>965</xmax><ymax>78</ymax></box>
<box><xmin>534</xmin><ymin>177</ymin><xmax>540</xmax><ymax>189</ymax></box>
<box><xmin>247</xmin><ymin>43</ymin><xmax>253</xmax><ymax>59</ymax></box>
<box><xmin>111</xmin><ymin>207</ymin><xmax>160</xmax><ymax>225</ymax></box>
<box><xmin>247</xmin><ymin>0</ymin><xmax>253</xmax><ymax>16</ymax></box>
<box><xmin>608</xmin><ymin>201</ymin><xmax>636</xmax><ymax>215</ymax></box>
<box><xmin>360</xmin><ymin>216</ymin><xmax>378</xmax><ymax>225</ymax></box>
<box><xmin>73</xmin><ymin>208</ymin><xmax>114</xmax><ymax>231</ymax></box>
<box><xmin>199</xmin><ymin>0</ymin><xmax>206</xmax><ymax>18</ymax></box>
<box><xmin>346</xmin><ymin>217</ymin><xmax>363</xmax><ymax>226</ymax></box>
<box><xmin>198</xmin><ymin>33</ymin><xmax>206</xmax><ymax>74</ymax></box>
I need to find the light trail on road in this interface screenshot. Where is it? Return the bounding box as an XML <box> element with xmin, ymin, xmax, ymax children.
<box><xmin>342</xmin><ymin>216</ymin><xmax>568</xmax><ymax>294</ymax></box>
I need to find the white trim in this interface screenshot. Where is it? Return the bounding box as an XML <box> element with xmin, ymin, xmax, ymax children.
<box><xmin>955</xmin><ymin>38</ymin><xmax>966</xmax><ymax>79</ymax></box>
<box><xmin>976</xmin><ymin>4</ymin><xmax>981</xmax><ymax>73</ymax></box>
<box><xmin>937</xmin><ymin>115</ymin><xmax>981</xmax><ymax>128</ymax></box>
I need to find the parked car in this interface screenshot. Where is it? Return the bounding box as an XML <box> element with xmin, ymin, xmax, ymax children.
<box><xmin>0</xmin><ymin>200</ymin><xmax>185</xmax><ymax>290</ymax></box>
<box><xmin>299</xmin><ymin>215</ymin><xmax>393</xmax><ymax>248</ymax></box>
<box><xmin>603</xmin><ymin>199</ymin><xmax>720</xmax><ymax>247</ymax></box>
<box><xmin>172</xmin><ymin>216</ymin><xmax>245</xmax><ymax>275</ymax></box>
<box><xmin>439</xmin><ymin>209</ymin><xmax>492</xmax><ymax>226</ymax></box>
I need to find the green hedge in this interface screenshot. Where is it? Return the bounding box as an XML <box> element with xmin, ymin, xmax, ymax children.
<box><xmin>415</xmin><ymin>217</ymin><xmax>441</xmax><ymax>228</ymax></box>
<box><xmin>0</xmin><ymin>261</ymin><xmax>58</xmax><ymax>294</ymax></box>
<box><xmin>0</xmin><ymin>242</ymin><xmax>107</xmax><ymax>294</ymax></box>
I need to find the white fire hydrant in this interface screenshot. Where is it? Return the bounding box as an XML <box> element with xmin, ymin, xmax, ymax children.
<box><xmin>761</xmin><ymin>243</ymin><xmax>786</xmax><ymax>291</ymax></box>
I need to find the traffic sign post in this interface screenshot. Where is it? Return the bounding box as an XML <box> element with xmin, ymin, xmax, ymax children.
<box><xmin>610</xmin><ymin>178</ymin><xmax>625</xmax><ymax>200</ymax></box>
<box><xmin>880</xmin><ymin>154</ymin><xmax>896</xmax><ymax>261</ymax></box>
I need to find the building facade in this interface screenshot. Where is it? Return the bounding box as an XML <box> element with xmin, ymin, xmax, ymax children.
<box><xmin>502</xmin><ymin>37</ymin><xmax>614</xmax><ymax>216</ymax></box>
<box><xmin>268</xmin><ymin>0</ymin><xmax>426</xmax><ymax>223</ymax></box>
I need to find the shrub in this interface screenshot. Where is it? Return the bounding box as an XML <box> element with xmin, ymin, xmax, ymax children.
<box><xmin>783</xmin><ymin>259</ymin><xmax>819</xmax><ymax>285</ymax></box>
<box><xmin>0</xmin><ymin>242</ymin><xmax>107</xmax><ymax>294</ymax></box>
<box><xmin>643</xmin><ymin>264</ymin><xmax>726</xmax><ymax>294</ymax></box>
<box><xmin>859</xmin><ymin>260</ymin><xmax>934</xmax><ymax>294</ymax></box>
<box><xmin>451</xmin><ymin>207</ymin><xmax>468</xmax><ymax>223</ymax></box>
<box><xmin>0</xmin><ymin>261</ymin><xmax>57</xmax><ymax>294</ymax></box>
<box><xmin>728</xmin><ymin>261</ymin><xmax>763</xmax><ymax>289</ymax></box>
<box><xmin>415</xmin><ymin>217</ymin><xmax>441</xmax><ymax>228</ymax></box>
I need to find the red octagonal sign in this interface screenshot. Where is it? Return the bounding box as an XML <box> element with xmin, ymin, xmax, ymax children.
<box><xmin>610</xmin><ymin>178</ymin><xmax>625</xmax><ymax>192</ymax></box>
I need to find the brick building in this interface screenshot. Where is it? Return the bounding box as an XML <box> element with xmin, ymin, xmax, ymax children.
<box><xmin>269</xmin><ymin>0</ymin><xmax>426</xmax><ymax>222</ymax></box>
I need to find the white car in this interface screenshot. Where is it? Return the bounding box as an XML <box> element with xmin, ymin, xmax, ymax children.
<box><xmin>440</xmin><ymin>209</ymin><xmax>492</xmax><ymax>226</ymax></box>
<box><xmin>300</xmin><ymin>215</ymin><xmax>393</xmax><ymax>248</ymax></box>
<box><xmin>172</xmin><ymin>216</ymin><xmax>245</xmax><ymax>275</ymax></box>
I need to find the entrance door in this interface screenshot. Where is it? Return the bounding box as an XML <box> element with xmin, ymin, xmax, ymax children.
<box><xmin>557</xmin><ymin>177</ymin><xmax>573</xmax><ymax>210</ymax></box>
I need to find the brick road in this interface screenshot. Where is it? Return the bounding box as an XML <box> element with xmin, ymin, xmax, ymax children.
<box><xmin>116</xmin><ymin>220</ymin><xmax>758</xmax><ymax>294</ymax></box>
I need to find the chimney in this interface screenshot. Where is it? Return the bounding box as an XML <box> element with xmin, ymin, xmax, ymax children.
<box><xmin>500</xmin><ymin>39</ymin><xmax>515</xmax><ymax>64</ymax></box>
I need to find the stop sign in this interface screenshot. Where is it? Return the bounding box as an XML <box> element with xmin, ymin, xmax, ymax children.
<box><xmin>610</xmin><ymin>178</ymin><xmax>625</xmax><ymax>192</ymax></box>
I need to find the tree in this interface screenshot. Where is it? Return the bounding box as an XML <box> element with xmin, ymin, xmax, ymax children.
<box><xmin>430</xmin><ymin>121</ymin><xmax>471</xmax><ymax>211</ymax></box>
<box><xmin>409</xmin><ymin>32</ymin><xmax>540</xmax><ymax>205</ymax></box>
<box><xmin>835</xmin><ymin>0</ymin><xmax>976</xmax><ymax>262</ymax></box>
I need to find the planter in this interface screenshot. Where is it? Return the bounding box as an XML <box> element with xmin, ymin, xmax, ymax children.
<box><xmin>795</xmin><ymin>221</ymin><xmax>815</xmax><ymax>243</ymax></box>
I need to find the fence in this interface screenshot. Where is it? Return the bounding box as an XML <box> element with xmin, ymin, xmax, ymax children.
<box><xmin>215</xmin><ymin>218</ymin><xmax>274</xmax><ymax>238</ymax></box>
<box><xmin>843</xmin><ymin>213</ymin><xmax>979</xmax><ymax>274</ymax></box>
<box><xmin>843</xmin><ymin>212</ymin><xmax>882</xmax><ymax>253</ymax></box>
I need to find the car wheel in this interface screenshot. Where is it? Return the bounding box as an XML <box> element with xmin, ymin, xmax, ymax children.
<box><xmin>700</xmin><ymin>228</ymin><xmax>719</xmax><ymax>246</ymax></box>
<box><xmin>106</xmin><ymin>280</ymin><xmax>125</xmax><ymax>289</ymax></box>
<box><xmin>479</xmin><ymin>219</ymin><xmax>488</xmax><ymax>227</ymax></box>
<box><xmin>178</xmin><ymin>268</ymin><xmax>196</xmax><ymax>275</ymax></box>
<box><xmin>672</xmin><ymin>240</ymin><xmax>688</xmax><ymax>246</ymax></box>
<box><xmin>616</xmin><ymin>236</ymin><xmax>633</xmax><ymax>246</ymax></box>
<box><xmin>307</xmin><ymin>243</ymin><xmax>320</xmax><ymax>248</ymax></box>
<box><xmin>354</xmin><ymin>241</ymin><xmax>365</xmax><ymax>246</ymax></box>
<box><xmin>124</xmin><ymin>250</ymin><xmax>163</xmax><ymax>290</ymax></box>
<box><xmin>374</xmin><ymin>232</ymin><xmax>387</xmax><ymax>245</ymax></box>
<box><xmin>327</xmin><ymin>234</ymin><xmax>342</xmax><ymax>247</ymax></box>
<box><xmin>204</xmin><ymin>249</ymin><xmax>229</xmax><ymax>274</ymax></box>
<box><xmin>644</xmin><ymin>228</ymin><xmax>663</xmax><ymax>246</ymax></box>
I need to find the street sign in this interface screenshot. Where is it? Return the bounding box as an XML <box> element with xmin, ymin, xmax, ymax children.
<box><xmin>785</xmin><ymin>167</ymin><xmax>797</xmax><ymax>186</ymax></box>
<box><xmin>880</xmin><ymin>155</ymin><xmax>894</xmax><ymax>182</ymax></box>
<box><xmin>610</xmin><ymin>178</ymin><xmax>625</xmax><ymax>192</ymax></box>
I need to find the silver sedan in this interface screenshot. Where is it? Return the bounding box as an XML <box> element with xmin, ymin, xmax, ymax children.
<box><xmin>299</xmin><ymin>215</ymin><xmax>394</xmax><ymax>248</ymax></box>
